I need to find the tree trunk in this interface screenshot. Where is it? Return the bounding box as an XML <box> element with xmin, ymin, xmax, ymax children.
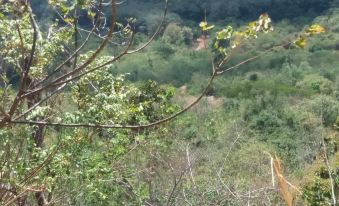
<box><xmin>26</xmin><ymin>78</ymin><xmax>48</xmax><ymax>206</ymax></box>
<box><xmin>0</xmin><ymin>57</ymin><xmax>4</xmax><ymax>88</ymax></box>
<box><xmin>35</xmin><ymin>192</ymin><xmax>48</xmax><ymax>206</ymax></box>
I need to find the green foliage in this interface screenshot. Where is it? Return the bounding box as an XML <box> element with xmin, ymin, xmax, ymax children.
<box><xmin>163</xmin><ymin>23</ymin><xmax>193</xmax><ymax>45</ymax></box>
<box><xmin>296</xmin><ymin>74</ymin><xmax>334</xmax><ymax>94</ymax></box>
<box><xmin>1</xmin><ymin>0</ymin><xmax>339</xmax><ymax>205</ymax></box>
<box><xmin>170</xmin><ymin>0</ymin><xmax>333</xmax><ymax>21</ymax></box>
<box><xmin>151</xmin><ymin>40</ymin><xmax>176</xmax><ymax>58</ymax></box>
<box><xmin>72</xmin><ymin>68</ymin><xmax>177</xmax><ymax>125</ymax></box>
<box><xmin>302</xmin><ymin>158</ymin><xmax>339</xmax><ymax>206</ymax></box>
<box><xmin>305</xmin><ymin>95</ymin><xmax>339</xmax><ymax>126</ymax></box>
<box><xmin>303</xmin><ymin>177</ymin><xmax>333</xmax><ymax>206</ymax></box>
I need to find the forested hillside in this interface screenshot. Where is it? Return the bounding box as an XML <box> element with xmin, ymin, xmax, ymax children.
<box><xmin>0</xmin><ymin>0</ymin><xmax>338</xmax><ymax>205</ymax></box>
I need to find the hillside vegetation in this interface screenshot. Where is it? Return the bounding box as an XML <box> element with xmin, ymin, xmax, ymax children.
<box><xmin>0</xmin><ymin>0</ymin><xmax>338</xmax><ymax>205</ymax></box>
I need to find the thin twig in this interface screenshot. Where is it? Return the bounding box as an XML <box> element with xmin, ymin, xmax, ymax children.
<box><xmin>320</xmin><ymin>96</ymin><xmax>337</xmax><ymax>205</ymax></box>
<box><xmin>22</xmin><ymin>0</ymin><xmax>117</xmax><ymax>99</ymax></box>
<box><xmin>13</xmin><ymin>84</ymin><xmax>66</xmax><ymax>121</ymax></box>
<box><xmin>0</xmin><ymin>2</ymin><xmax>39</xmax><ymax>127</ymax></box>
<box><xmin>186</xmin><ymin>144</ymin><xmax>196</xmax><ymax>186</ymax></box>
<box><xmin>216</xmin><ymin>41</ymin><xmax>292</xmax><ymax>75</ymax></box>
<box><xmin>166</xmin><ymin>171</ymin><xmax>185</xmax><ymax>206</ymax></box>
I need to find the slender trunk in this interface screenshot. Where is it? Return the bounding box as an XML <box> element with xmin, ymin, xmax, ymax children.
<box><xmin>0</xmin><ymin>57</ymin><xmax>4</xmax><ymax>87</ymax></box>
<box><xmin>35</xmin><ymin>192</ymin><xmax>48</xmax><ymax>206</ymax></box>
<box><xmin>146</xmin><ymin>154</ymin><xmax>157</xmax><ymax>205</ymax></box>
<box><xmin>26</xmin><ymin>78</ymin><xmax>48</xmax><ymax>206</ymax></box>
<box><xmin>27</xmin><ymin>88</ymin><xmax>44</xmax><ymax>148</ymax></box>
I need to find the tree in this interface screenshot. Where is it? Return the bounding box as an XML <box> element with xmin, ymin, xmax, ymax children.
<box><xmin>0</xmin><ymin>0</ymin><xmax>328</xmax><ymax>205</ymax></box>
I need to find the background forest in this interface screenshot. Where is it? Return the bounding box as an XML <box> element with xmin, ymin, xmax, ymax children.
<box><xmin>0</xmin><ymin>0</ymin><xmax>338</xmax><ymax>205</ymax></box>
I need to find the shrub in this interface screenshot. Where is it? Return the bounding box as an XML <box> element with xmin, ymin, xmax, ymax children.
<box><xmin>306</xmin><ymin>95</ymin><xmax>339</xmax><ymax>126</ymax></box>
<box><xmin>296</xmin><ymin>74</ymin><xmax>334</xmax><ymax>94</ymax></box>
<box><xmin>163</xmin><ymin>23</ymin><xmax>193</xmax><ymax>46</ymax></box>
<box><xmin>151</xmin><ymin>40</ymin><xmax>176</xmax><ymax>58</ymax></box>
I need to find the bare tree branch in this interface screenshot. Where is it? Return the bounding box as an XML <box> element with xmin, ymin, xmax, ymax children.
<box><xmin>0</xmin><ymin>2</ymin><xmax>39</xmax><ymax>127</ymax></box>
<box><xmin>216</xmin><ymin>41</ymin><xmax>292</xmax><ymax>75</ymax></box>
<box><xmin>22</xmin><ymin>0</ymin><xmax>118</xmax><ymax>99</ymax></box>
<box><xmin>13</xmin><ymin>83</ymin><xmax>66</xmax><ymax>121</ymax></box>
<box><xmin>9</xmin><ymin>40</ymin><xmax>290</xmax><ymax>129</ymax></box>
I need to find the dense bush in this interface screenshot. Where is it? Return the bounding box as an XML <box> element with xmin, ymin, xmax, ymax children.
<box><xmin>162</xmin><ymin>23</ymin><xmax>193</xmax><ymax>45</ymax></box>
